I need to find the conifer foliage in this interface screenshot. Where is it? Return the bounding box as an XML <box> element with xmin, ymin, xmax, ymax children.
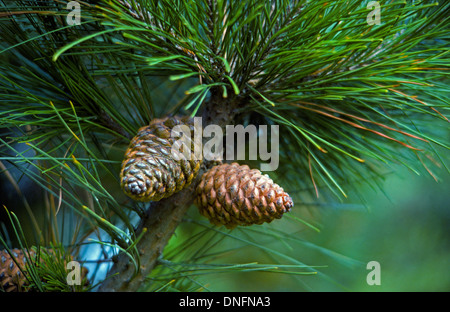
<box><xmin>0</xmin><ymin>0</ymin><xmax>448</xmax><ymax>291</ymax></box>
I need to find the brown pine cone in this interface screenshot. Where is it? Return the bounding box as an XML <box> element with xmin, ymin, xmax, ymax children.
<box><xmin>120</xmin><ymin>116</ymin><xmax>202</xmax><ymax>202</ymax></box>
<box><xmin>0</xmin><ymin>248</ymin><xmax>88</xmax><ymax>292</ymax></box>
<box><xmin>195</xmin><ymin>163</ymin><xmax>294</xmax><ymax>229</ymax></box>
<box><xmin>0</xmin><ymin>248</ymin><xmax>31</xmax><ymax>292</ymax></box>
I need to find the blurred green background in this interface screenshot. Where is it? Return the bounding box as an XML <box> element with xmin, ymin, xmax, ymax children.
<box><xmin>311</xmin><ymin>164</ymin><xmax>449</xmax><ymax>292</ymax></box>
<box><xmin>199</xmin><ymin>159</ymin><xmax>450</xmax><ymax>292</ymax></box>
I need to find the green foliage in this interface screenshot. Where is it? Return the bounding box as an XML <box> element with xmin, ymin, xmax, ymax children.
<box><xmin>144</xmin><ymin>216</ymin><xmax>344</xmax><ymax>292</ymax></box>
<box><xmin>53</xmin><ymin>0</ymin><xmax>450</xmax><ymax>198</ymax></box>
<box><xmin>0</xmin><ymin>0</ymin><xmax>448</xmax><ymax>291</ymax></box>
<box><xmin>0</xmin><ymin>208</ymin><xmax>90</xmax><ymax>291</ymax></box>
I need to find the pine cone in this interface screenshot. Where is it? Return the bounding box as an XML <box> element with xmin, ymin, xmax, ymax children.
<box><xmin>195</xmin><ymin>163</ymin><xmax>294</xmax><ymax>229</ymax></box>
<box><xmin>0</xmin><ymin>248</ymin><xmax>88</xmax><ymax>292</ymax></box>
<box><xmin>0</xmin><ymin>249</ymin><xmax>31</xmax><ymax>292</ymax></box>
<box><xmin>120</xmin><ymin>116</ymin><xmax>202</xmax><ymax>202</ymax></box>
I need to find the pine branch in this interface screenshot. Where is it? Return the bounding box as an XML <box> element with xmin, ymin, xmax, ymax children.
<box><xmin>1</xmin><ymin>0</ymin><xmax>448</xmax><ymax>292</ymax></box>
<box><xmin>98</xmin><ymin>89</ymin><xmax>243</xmax><ymax>291</ymax></box>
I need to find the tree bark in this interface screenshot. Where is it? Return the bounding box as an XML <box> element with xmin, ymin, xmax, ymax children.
<box><xmin>98</xmin><ymin>90</ymin><xmax>240</xmax><ymax>292</ymax></box>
